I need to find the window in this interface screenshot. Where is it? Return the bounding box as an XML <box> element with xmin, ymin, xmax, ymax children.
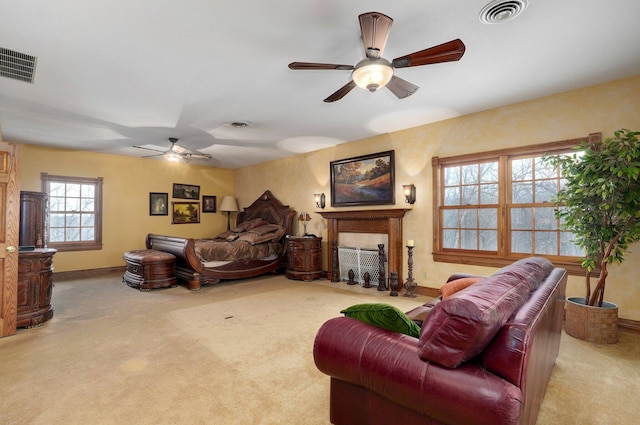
<box><xmin>41</xmin><ymin>173</ymin><xmax>103</xmax><ymax>251</ymax></box>
<box><xmin>432</xmin><ymin>134</ymin><xmax>600</xmax><ymax>275</ymax></box>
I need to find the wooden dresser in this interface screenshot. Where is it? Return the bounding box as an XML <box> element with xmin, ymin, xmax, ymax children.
<box><xmin>17</xmin><ymin>249</ymin><xmax>56</xmax><ymax>328</ymax></box>
<box><xmin>286</xmin><ymin>236</ymin><xmax>324</xmax><ymax>281</ymax></box>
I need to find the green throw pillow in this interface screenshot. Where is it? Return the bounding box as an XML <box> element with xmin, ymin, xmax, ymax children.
<box><xmin>340</xmin><ymin>303</ymin><xmax>421</xmax><ymax>338</ymax></box>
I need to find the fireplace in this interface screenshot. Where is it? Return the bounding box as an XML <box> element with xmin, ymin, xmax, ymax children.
<box><xmin>318</xmin><ymin>209</ymin><xmax>410</xmax><ymax>287</ymax></box>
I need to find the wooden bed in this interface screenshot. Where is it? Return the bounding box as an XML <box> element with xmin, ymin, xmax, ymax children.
<box><xmin>146</xmin><ymin>190</ymin><xmax>296</xmax><ymax>290</ymax></box>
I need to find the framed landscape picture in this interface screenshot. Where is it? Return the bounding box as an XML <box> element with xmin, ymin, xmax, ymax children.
<box><xmin>172</xmin><ymin>202</ymin><xmax>200</xmax><ymax>224</ymax></box>
<box><xmin>172</xmin><ymin>183</ymin><xmax>200</xmax><ymax>200</ymax></box>
<box><xmin>330</xmin><ymin>150</ymin><xmax>395</xmax><ymax>207</ymax></box>
<box><xmin>149</xmin><ymin>192</ymin><xmax>168</xmax><ymax>216</ymax></box>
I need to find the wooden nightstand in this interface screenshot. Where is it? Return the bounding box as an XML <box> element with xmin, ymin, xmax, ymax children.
<box><xmin>286</xmin><ymin>236</ymin><xmax>324</xmax><ymax>281</ymax></box>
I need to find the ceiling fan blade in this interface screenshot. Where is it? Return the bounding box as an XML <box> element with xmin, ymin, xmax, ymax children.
<box><xmin>324</xmin><ymin>80</ymin><xmax>357</xmax><ymax>103</ymax></box>
<box><xmin>386</xmin><ymin>76</ymin><xmax>419</xmax><ymax>99</ymax></box>
<box><xmin>187</xmin><ymin>152</ymin><xmax>213</xmax><ymax>160</ymax></box>
<box><xmin>133</xmin><ymin>145</ymin><xmax>165</xmax><ymax>153</ymax></box>
<box><xmin>289</xmin><ymin>62</ymin><xmax>354</xmax><ymax>70</ymax></box>
<box><xmin>391</xmin><ymin>39</ymin><xmax>466</xmax><ymax>68</ymax></box>
<box><xmin>359</xmin><ymin>12</ymin><xmax>393</xmax><ymax>59</ymax></box>
<box><xmin>141</xmin><ymin>153</ymin><xmax>164</xmax><ymax>158</ymax></box>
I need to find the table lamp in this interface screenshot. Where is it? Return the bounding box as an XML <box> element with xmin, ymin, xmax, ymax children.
<box><xmin>219</xmin><ymin>196</ymin><xmax>239</xmax><ymax>230</ymax></box>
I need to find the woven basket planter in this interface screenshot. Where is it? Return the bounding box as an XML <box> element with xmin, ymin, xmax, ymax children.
<box><xmin>565</xmin><ymin>297</ymin><xmax>618</xmax><ymax>344</ymax></box>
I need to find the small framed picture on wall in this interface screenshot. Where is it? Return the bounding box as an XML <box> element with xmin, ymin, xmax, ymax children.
<box><xmin>149</xmin><ymin>192</ymin><xmax>168</xmax><ymax>216</ymax></box>
<box><xmin>202</xmin><ymin>196</ymin><xmax>217</xmax><ymax>213</ymax></box>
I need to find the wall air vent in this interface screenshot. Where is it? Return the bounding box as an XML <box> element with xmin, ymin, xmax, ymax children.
<box><xmin>0</xmin><ymin>47</ymin><xmax>37</xmax><ymax>83</ymax></box>
<box><xmin>479</xmin><ymin>0</ymin><xmax>529</xmax><ymax>24</ymax></box>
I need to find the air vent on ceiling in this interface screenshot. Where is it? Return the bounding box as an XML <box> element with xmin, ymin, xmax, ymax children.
<box><xmin>479</xmin><ymin>0</ymin><xmax>529</xmax><ymax>24</ymax></box>
<box><xmin>0</xmin><ymin>47</ymin><xmax>37</xmax><ymax>83</ymax></box>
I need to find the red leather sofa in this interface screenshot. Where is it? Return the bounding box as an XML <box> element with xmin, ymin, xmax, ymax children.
<box><xmin>313</xmin><ymin>257</ymin><xmax>567</xmax><ymax>425</ymax></box>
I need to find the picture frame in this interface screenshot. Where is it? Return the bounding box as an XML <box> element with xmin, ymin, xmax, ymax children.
<box><xmin>330</xmin><ymin>150</ymin><xmax>395</xmax><ymax>207</ymax></box>
<box><xmin>202</xmin><ymin>195</ymin><xmax>217</xmax><ymax>213</ymax></box>
<box><xmin>149</xmin><ymin>192</ymin><xmax>168</xmax><ymax>216</ymax></box>
<box><xmin>172</xmin><ymin>183</ymin><xmax>200</xmax><ymax>200</ymax></box>
<box><xmin>172</xmin><ymin>201</ymin><xmax>200</xmax><ymax>224</ymax></box>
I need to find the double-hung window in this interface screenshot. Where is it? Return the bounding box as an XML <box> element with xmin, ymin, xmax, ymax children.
<box><xmin>41</xmin><ymin>173</ymin><xmax>103</xmax><ymax>252</ymax></box>
<box><xmin>432</xmin><ymin>134</ymin><xmax>599</xmax><ymax>274</ymax></box>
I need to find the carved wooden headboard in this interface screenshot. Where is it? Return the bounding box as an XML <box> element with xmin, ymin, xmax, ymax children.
<box><xmin>236</xmin><ymin>190</ymin><xmax>296</xmax><ymax>236</ymax></box>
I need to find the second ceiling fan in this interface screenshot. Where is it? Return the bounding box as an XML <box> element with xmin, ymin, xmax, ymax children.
<box><xmin>288</xmin><ymin>11</ymin><xmax>466</xmax><ymax>103</ymax></box>
<box><xmin>133</xmin><ymin>138</ymin><xmax>213</xmax><ymax>162</ymax></box>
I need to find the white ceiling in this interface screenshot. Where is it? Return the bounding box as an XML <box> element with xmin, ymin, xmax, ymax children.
<box><xmin>1</xmin><ymin>0</ymin><xmax>640</xmax><ymax>169</ymax></box>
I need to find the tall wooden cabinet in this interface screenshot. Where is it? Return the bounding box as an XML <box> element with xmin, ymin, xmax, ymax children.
<box><xmin>19</xmin><ymin>191</ymin><xmax>48</xmax><ymax>248</ymax></box>
<box><xmin>17</xmin><ymin>191</ymin><xmax>56</xmax><ymax>328</ymax></box>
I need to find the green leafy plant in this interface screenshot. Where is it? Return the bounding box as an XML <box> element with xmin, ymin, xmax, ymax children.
<box><xmin>544</xmin><ymin>129</ymin><xmax>640</xmax><ymax>307</ymax></box>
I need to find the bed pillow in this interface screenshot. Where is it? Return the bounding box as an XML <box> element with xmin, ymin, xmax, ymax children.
<box><xmin>248</xmin><ymin>223</ymin><xmax>283</xmax><ymax>236</ymax></box>
<box><xmin>341</xmin><ymin>303</ymin><xmax>421</xmax><ymax>338</ymax></box>
<box><xmin>247</xmin><ymin>219</ymin><xmax>269</xmax><ymax>231</ymax></box>
<box><xmin>441</xmin><ymin>277</ymin><xmax>484</xmax><ymax>299</ymax></box>
<box><xmin>225</xmin><ymin>234</ymin><xmax>239</xmax><ymax>242</ymax></box>
<box><xmin>214</xmin><ymin>230</ymin><xmax>234</xmax><ymax>240</ymax></box>
<box><xmin>237</xmin><ymin>225</ymin><xmax>285</xmax><ymax>245</ymax></box>
<box><xmin>231</xmin><ymin>218</ymin><xmax>267</xmax><ymax>233</ymax></box>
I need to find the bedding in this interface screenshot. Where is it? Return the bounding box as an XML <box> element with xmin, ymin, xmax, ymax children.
<box><xmin>194</xmin><ymin>222</ymin><xmax>286</xmax><ymax>262</ymax></box>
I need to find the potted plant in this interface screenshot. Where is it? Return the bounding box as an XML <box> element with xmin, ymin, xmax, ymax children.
<box><xmin>544</xmin><ymin>129</ymin><xmax>640</xmax><ymax>343</ymax></box>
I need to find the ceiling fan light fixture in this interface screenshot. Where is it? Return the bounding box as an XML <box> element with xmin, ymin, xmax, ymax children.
<box><xmin>352</xmin><ymin>58</ymin><xmax>394</xmax><ymax>92</ymax></box>
<box><xmin>165</xmin><ymin>152</ymin><xmax>183</xmax><ymax>162</ymax></box>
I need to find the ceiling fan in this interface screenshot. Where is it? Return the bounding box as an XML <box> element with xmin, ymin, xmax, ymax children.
<box><xmin>133</xmin><ymin>138</ymin><xmax>213</xmax><ymax>162</ymax></box>
<box><xmin>288</xmin><ymin>11</ymin><xmax>466</xmax><ymax>103</ymax></box>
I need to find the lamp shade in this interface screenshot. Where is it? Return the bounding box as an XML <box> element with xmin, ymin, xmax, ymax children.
<box><xmin>219</xmin><ymin>196</ymin><xmax>239</xmax><ymax>212</ymax></box>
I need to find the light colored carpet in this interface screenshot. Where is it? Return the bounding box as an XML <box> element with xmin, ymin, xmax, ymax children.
<box><xmin>0</xmin><ymin>273</ymin><xmax>638</xmax><ymax>425</ymax></box>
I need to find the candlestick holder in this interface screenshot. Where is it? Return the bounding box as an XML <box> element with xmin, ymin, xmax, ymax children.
<box><xmin>404</xmin><ymin>245</ymin><xmax>417</xmax><ymax>297</ymax></box>
<box><xmin>390</xmin><ymin>272</ymin><xmax>399</xmax><ymax>296</ymax></box>
<box><xmin>377</xmin><ymin>244</ymin><xmax>387</xmax><ymax>291</ymax></box>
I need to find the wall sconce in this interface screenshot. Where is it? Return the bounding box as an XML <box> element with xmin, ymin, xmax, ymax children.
<box><xmin>314</xmin><ymin>193</ymin><xmax>326</xmax><ymax>209</ymax></box>
<box><xmin>402</xmin><ymin>184</ymin><xmax>416</xmax><ymax>205</ymax></box>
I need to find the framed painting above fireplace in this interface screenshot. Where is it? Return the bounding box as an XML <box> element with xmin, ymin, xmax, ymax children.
<box><xmin>330</xmin><ymin>150</ymin><xmax>395</xmax><ymax>207</ymax></box>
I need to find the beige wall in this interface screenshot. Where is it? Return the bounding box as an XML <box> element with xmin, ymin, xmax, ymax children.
<box><xmin>19</xmin><ymin>145</ymin><xmax>234</xmax><ymax>273</ymax></box>
<box><xmin>235</xmin><ymin>74</ymin><xmax>640</xmax><ymax>321</ymax></box>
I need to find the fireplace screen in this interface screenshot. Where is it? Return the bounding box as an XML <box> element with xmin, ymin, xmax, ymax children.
<box><xmin>338</xmin><ymin>247</ymin><xmax>385</xmax><ymax>286</ymax></box>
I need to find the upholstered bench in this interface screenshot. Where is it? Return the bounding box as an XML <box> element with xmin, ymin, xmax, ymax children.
<box><xmin>123</xmin><ymin>249</ymin><xmax>176</xmax><ymax>291</ymax></box>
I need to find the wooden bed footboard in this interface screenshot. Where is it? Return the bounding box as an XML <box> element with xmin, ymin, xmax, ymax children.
<box><xmin>145</xmin><ymin>234</ymin><xmax>216</xmax><ymax>290</ymax></box>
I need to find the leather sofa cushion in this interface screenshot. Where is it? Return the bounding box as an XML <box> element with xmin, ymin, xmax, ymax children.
<box><xmin>418</xmin><ymin>273</ymin><xmax>530</xmax><ymax>368</ymax></box>
<box><xmin>492</xmin><ymin>256</ymin><xmax>554</xmax><ymax>292</ymax></box>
